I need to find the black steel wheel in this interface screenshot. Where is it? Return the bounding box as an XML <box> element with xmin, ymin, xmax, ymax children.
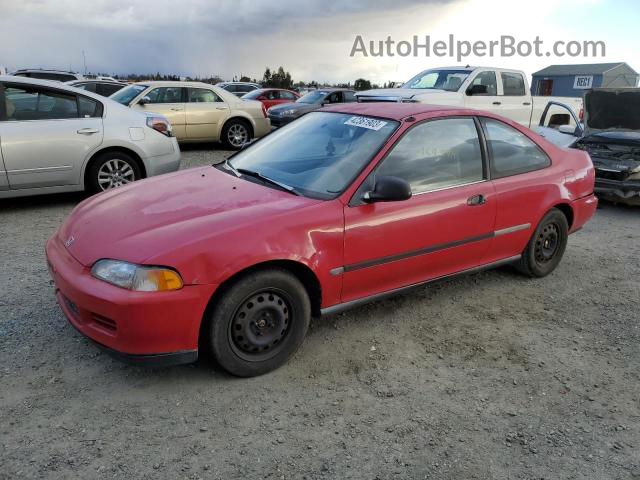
<box><xmin>206</xmin><ymin>269</ymin><xmax>311</xmax><ymax>377</ymax></box>
<box><xmin>517</xmin><ymin>208</ymin><xmax>569</xmax><ymax>278</ymax></box>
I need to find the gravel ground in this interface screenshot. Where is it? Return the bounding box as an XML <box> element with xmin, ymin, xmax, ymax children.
<box><xmin>1</xmin><ymin>145</ymin><xmax>639</xmax><ymax>480</ymax></box>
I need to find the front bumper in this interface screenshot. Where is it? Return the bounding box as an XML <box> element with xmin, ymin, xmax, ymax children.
<box><xmin>595</xmin><ymin>176</ymin><xmax>640</xmax><ymax>203</ymax></box>
<box><xmin>45</xmin><ymin>234</ymin><xmax>217</xmax><ymax>367</ymax></box>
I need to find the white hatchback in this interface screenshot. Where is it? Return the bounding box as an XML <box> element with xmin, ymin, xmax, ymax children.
<box><xmin>0</xmin><ymin>75</ymin><xmax>181</xmax><ymax>199</ymax></box>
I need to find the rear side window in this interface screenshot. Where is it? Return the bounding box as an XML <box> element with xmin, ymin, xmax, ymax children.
<box><xmin>501</xmin><ymin>72</ymin><xmax>526</xmax><ymax>96</ymax></box>
<box><xmin>97</xmin><ymin>83</ymin><xmax>124</xmax><ymax>97</ymax></box>
<box><xmin>79</xmin><ymin>96</ymin><xmax>103</xmax><ymax>118</ymax></box>
<box><xmin>279</xmin><ymin>91</ymin><xmax>296</xmax><ymax>100</ymax></box>
<box><xmin>75</xmin><ymin>82</ymin><xmax>96</xmax><ymax>93</ymax></box>
<box><xmin>3</xmin><ymin>86</ymin><xmax>78</xmax><ymax>120</ymax></box>
<box><xmin>376</xmin><ymin>118</ymin><xmax>484</xmax><ymax>194</ymax></box>
<box><xmin>344</xmin><ymin>91</ymin><xmax>357</xmax><ymax>102</ymax></box>
<box><xmin>481</xmin><ymin>118</ymin><xmax>550</xmax><ymax>178</ymax></box>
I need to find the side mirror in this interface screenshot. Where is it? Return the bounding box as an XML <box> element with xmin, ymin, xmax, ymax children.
<box><xmin>363</xmin><ymin>176</ymin><xmax>412</xmax><ymax>203</ymax></box>
<box><xmin>467</xmin><ymin>84</ymin><xmax>488</xmax><ymax>96</ymax></box>
<box><xmin>138</xmin><ymin>96</ymin><xmax>151</xmax><ymax>106</ymax></box>
<box><xmin>558</xmin><ymin>124</ymin><xmax>578</xmax><ymax>136</ymax></box>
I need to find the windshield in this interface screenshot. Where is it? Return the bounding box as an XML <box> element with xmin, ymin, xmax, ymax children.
<box><xmin>402</xmin><ymin>69</ymin><xmax>470</xmax><ymax>91</ymax></box>
<box><xmin>227</xmin><ymin>112</ymin><xmax>399</xmax><ymax>199</ymax></box>
<box><xmin>110</xmin><ymin>84</ymin><xmax>147</xmax><ymax>104</ymax></box>
<box><xmin>297</xmin><ymin>91</ymin><xmax>327</xmax><ymax>104</ymax></box>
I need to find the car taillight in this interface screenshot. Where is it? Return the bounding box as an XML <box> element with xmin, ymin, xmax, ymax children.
<box><xmin>579</xmin><ymin>108</ymin><xmax>584</xmax><ymax>121</ymax></box>
<box><xmin>261</xmin><ymin>103</ymin><xmax>267</xmax><ymax>118</ymax></box>
<box><xmin>146</xmin><ymin>115</ymin><xmax>173</xmax><ymax>137</ymax></box>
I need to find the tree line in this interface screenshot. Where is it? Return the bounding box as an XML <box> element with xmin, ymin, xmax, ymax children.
<box><xmin>113</xmin><ymin>67</ymin><xmax>401</xmax><ymax>91</ymax></box>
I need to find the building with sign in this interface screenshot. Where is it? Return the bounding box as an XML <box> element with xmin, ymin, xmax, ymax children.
<box><xmin>531</xmin><ymin>63</ymin><xmax>638</xmax><ymax>97</ymax></box>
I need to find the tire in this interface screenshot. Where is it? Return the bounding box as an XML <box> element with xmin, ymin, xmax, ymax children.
<box><xmin>517</xmin><ymin>208</ymin><xmax>569</xmax><ymax>278</ymax></box>
<box><xmin>206</xmin><ymin>269</ymin><xmax>311</xmax><ymax>377</ymax></box>
<box><xmin>87</xmin><ymin>151</ymin><xmax>141</xmax><ymax>194</ymax></box>
<box><xmin>221</xmin><ymin>119</ymin><xmax>251</xmax><ymax>150</ymax></box>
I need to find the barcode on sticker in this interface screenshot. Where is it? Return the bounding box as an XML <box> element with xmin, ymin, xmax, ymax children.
<box><xmin>344</xmin><ymin>116</ymin><xmax>388</xmax><ymax>131</ymax></box>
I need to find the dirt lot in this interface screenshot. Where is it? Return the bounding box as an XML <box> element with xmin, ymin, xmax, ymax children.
<box><xmin>1</xmin><ymin>145</ymin><xmax>639</xmax><ymax>480</ymax></box>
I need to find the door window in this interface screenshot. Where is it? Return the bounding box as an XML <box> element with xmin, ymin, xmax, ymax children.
<box><xmin>146</xmin><ymin>87</ymin><xmax>184</xmax><ymax>103</ymax></box>
<box><xmin>375</xmin><ymin>118</ymin><xmax>484</xmax><ymax>193</ymax></box>
<box><xmin>279</xmin><ymin>91</ymin><xmax>296</xmax><ymax>100</ymax></box>
<box><xmin>325</xmin><ymin>92</ymin><xmax>344</xmax><ymax>104</ymax></box>
<box><xmin>500</xmin><ymin>72</ymin><xmax>526</xmax><ymax>96</ymax></box>
<box><xmin>481</xmin><ymin>118</ymin><xmax>550</xmax><ymax>178</ymax></box>
<box><xmin>97</xmin><ymin>83</ymin><xmax>124</xmax><ymax>97</ymax></box>
<box><xmin>469</xmin><ymin>71</ymin><xmax>497</xmax><ymax>96</ymax></box>
<box><xmin>187</xmin><ymin>88</ymin><xmax>221</xmax><ymax>103</ymax></box>
<box><xmin>74</xmin><ymin>82</ymin><xmax>97</xmax><ymax>93</ymax></box>
<box><xmin>3</xmin><ymin>85</ymin><xmax>79</xmax><ymax>121</ymax></box>
<box><xmin>78</xmin><ymin>96</ymin><xmax>103</xmax><ymax>118</ymax></box>
<box><xmin>344</xmin><ymin>91</ymin><xmax>357</xmax><ymax>102</ymax></box>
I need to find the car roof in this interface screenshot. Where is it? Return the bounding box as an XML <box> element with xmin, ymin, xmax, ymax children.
<box><xmin>131</xmin><ymin>80</ymin><xmax>219</xmax><ymax>88</ymax></box>
<box><xmin>0</xmin><ymin>75</ymin><xmax>115</xmax><ymax>102</ymax></box>
<box><xmin>68</xmin><ymin>79</ymin><xmax>126</xmax><ymax>85</ymax></box>
<box><xmin>319</xmin><ymin>102</ymin><xmax>485</xmax><ymax>121</ymax></box>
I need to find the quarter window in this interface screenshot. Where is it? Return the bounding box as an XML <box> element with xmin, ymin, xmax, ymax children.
<box><xmin>501</xmin><ymin>72</ymin><xmax>526</xmax><ymax>96</ymax></box>
<box><xmin>79</xmin><ymin>96</ymin><xmax>102</xmax><ymax>118</ymax></box>
<box><xmin>375</xmin><ymin>118</ymin><xmax>484</xmax><ymax>194</ymax></box>
<box><xmin>481</xmin><ymin>118</ymin><xmax>550</xmax><ymax>178</ymax></box>
<box><xmin>279</xmin><ymin>91</ymin><xmax>296</xmax><ymax>100</ymax></box>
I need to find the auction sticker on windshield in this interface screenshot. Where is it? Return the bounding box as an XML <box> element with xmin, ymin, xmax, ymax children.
<box><xmin>344</xmin><ymin>116</ymin><xmax>388</xmax><ymax>131</ymax></box>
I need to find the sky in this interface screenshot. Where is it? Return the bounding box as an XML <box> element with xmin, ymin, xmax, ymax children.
<box><xmin>0</xmin><ymin>0</ymin><xmax>638</xmax><ymax>85</ymax></box>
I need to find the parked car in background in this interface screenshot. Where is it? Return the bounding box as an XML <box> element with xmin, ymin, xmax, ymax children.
<box><xmin>216</xmin><ymin>81</ymin><xmax>261</xmax><ymax>97</ymax></box>
<box><xmin>111</xmin><ymin>81</ymin><xmax>270</xmax><ymax>149</ymax></box>
<box><xmin>12</xmin><ymin>69</ymin><xmax>84</xmax><ymax>82</ymax></box>
<box><xmin>0</xmin><ymin>75</ymin><xmax>180</xmax><ymax>199</ymax></box>
<box><xmin>356</xmin><ymin>66</ymin><xmax>583</xmax><ymax>128</ymax></box>
<box><xmin>46</xmin><ymin>103</ymin><xmax>596</xmax><ymax>376</ymax></box>
<box><xmin>241</xmin><ymin>88</ymin><xmax>299</xmax><ymax>109</ymax></box>
<box><xmin>538</xmin><ymin>88</ymin><xmax>640</xmax><ymax>206</ymax></box>
<box><xmin>67</xmin><ymin>79</ymin><xmax>127</xmax><ymax>97</ymax></box>
<box><xmin>267</xmin><ymin>88</ymin><xmax>356</xmax><ymax>127</ymax></box>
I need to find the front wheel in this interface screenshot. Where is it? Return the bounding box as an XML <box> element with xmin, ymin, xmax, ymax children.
<box><xmin>206</xmin><ymin>269</ymin><xmax>311</xmax><ymax>377</ymax></box>
<box><xmin>517</xmin><ymin>208</ymin><xmax>569</xmax><ymax>277</ymax></box>
<box><xmin>221</xmin><ymin>119</ymin><xmax>251</xmax><ymax>150</ymax></box>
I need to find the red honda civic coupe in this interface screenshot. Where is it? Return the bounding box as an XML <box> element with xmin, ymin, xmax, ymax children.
<box><xmin>46</xmin><ymin>103</ymin><xmax>597</xmax><ymax>377</ymax></box>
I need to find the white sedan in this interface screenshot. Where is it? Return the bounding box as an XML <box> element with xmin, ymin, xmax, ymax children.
<box><xmin>0</xmin><ymin>75</ymin><xmax>181</xmax><ymax>199</ymax></box>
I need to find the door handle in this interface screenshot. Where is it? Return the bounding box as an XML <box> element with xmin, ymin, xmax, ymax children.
<box><xmin>523</xmin><ymin>102</ymin><xmax>531</xmax><ymax>106</ymax></box>
<box><xmin>77</xmin><ymin>128</ymin><xmax>99</xmax><ymax>135</ymax></box>
<box><xmin>215</xmin><ymin>107</ymin><xmax>228</xmax><ymax>110</ymax></box>
<box><xmin>492</xmin><ymin>101</ymin><xmax>501</xmax><ymax>105</ymax></box>
<box><xmin>170</xmin><ymin>108</ymin><xmax>183</xmax><ymax>111</ymax></box>
<box><xmin>467</xmin><ymin>194</ymin><xmax>487</xmax><ymax>206</ymax></box>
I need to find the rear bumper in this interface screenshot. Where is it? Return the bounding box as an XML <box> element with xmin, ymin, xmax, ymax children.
<box><xmin>253</xmin><ymin>118</ymin><xmax>271</xmax><ymax>138</ymax></box>
<box><xmin>45</xmin><ymin>234</ymin><xmax>217</xmax><ymax>366</ymax></box>
<box><xmin>570</xmin><ymin>193</ymin><xmax>598</xmax><ymax>232</ymax></box>
<box><xmin>144</xmin><ymin>137</ymin><xmax>181</xmax><ymax>177</ymax></box>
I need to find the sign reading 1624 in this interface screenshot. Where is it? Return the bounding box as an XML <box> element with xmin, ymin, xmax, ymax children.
<box><xmin>574</xmin><ymin>75</ymin><xmax>594</xmax><ymax>89</ymax></box>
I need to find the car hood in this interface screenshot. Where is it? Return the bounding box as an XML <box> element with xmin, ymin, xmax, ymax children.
<box><xmin>583</xmin><ymin>88</ymin><xmax>640</xmax><ymax>136</ymax></box>
<box><xmin>269</xmin><ymin>102</ymin><xmax>317</xmax><ymax>114</ymax></box>
<box><xmin>58</xmin><ymin>166</ymin><xmax>321</xmax><ymax>268</ymax></box>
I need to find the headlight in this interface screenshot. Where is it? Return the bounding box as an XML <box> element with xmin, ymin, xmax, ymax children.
<box><xmin>280</xmin><ymin>109</ymin><xmax>296</xmax><ymax>116</ymax></box>
<box><xmin>91</xmin><ymin>259</ymin><xmax>183</xmax><ymax>292</ymax></box>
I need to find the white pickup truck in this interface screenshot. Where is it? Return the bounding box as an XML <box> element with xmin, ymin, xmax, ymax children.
<box><xmin>356</xmin><ymin>66</ymin><xmax>583</xmax><ymax>129</ymax></box>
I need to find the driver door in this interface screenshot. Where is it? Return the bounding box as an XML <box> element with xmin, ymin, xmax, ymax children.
<box><xmin>341</xmin><ymin>117</ymin><xmax>496</xmax><ymax>303</ymax></box>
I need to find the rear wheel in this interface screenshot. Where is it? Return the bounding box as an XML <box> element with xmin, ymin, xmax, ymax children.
<box><xmin>221</xmin><ymin>119</ymin><xmax>251</xmax><ymax>150</ymax></box>
<box><xmin>206</xmin><ymin>269</ymin><xmax>311</xmax><ymax>377</ymax></box>
<box><xmin>517</xmin><ymin>208</ymin><xmax>568</xmax><ymax>277</ymax></box>
<box><xmin>87</xmin><ymin>151</ymin><xmax>141</xmax><ymax>194</ymax></box>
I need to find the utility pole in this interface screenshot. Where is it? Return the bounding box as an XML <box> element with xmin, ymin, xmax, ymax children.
<box><xmin>82</xmin><ymin>50</ymin><xmax>87</xmax><ymax>75</ymax></box>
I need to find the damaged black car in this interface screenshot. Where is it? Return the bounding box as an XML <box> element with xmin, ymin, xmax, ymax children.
<box><xmin>536</xmin><ymin>89</ymin><xmax>640</xmax><ymax>206</ymax></box>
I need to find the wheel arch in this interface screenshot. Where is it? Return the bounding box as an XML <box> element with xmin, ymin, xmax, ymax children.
<box><xmin>198</xmin><ymin>259</ymin><xmax>322</xmax><ymax>349</ymax></box>
<box><xmin>552</xmin><ymin>202</ymin><xmax>574</xmax><ymax>230</ymax></box>
<box><xmin>83</xmin><ymin>146</ymin><xmax>147</xmax><ymax>190</ymax></box>
<box><xmin>222</xmin><ymin>115</ymin><xmax>255</xmax><ymax>138</ymax></box>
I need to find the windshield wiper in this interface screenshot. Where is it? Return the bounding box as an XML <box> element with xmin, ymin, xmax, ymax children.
<box><xmin>236</xmin><ymin>168</ymin><xmax>301</xmax><ymax>196</ymax></box>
